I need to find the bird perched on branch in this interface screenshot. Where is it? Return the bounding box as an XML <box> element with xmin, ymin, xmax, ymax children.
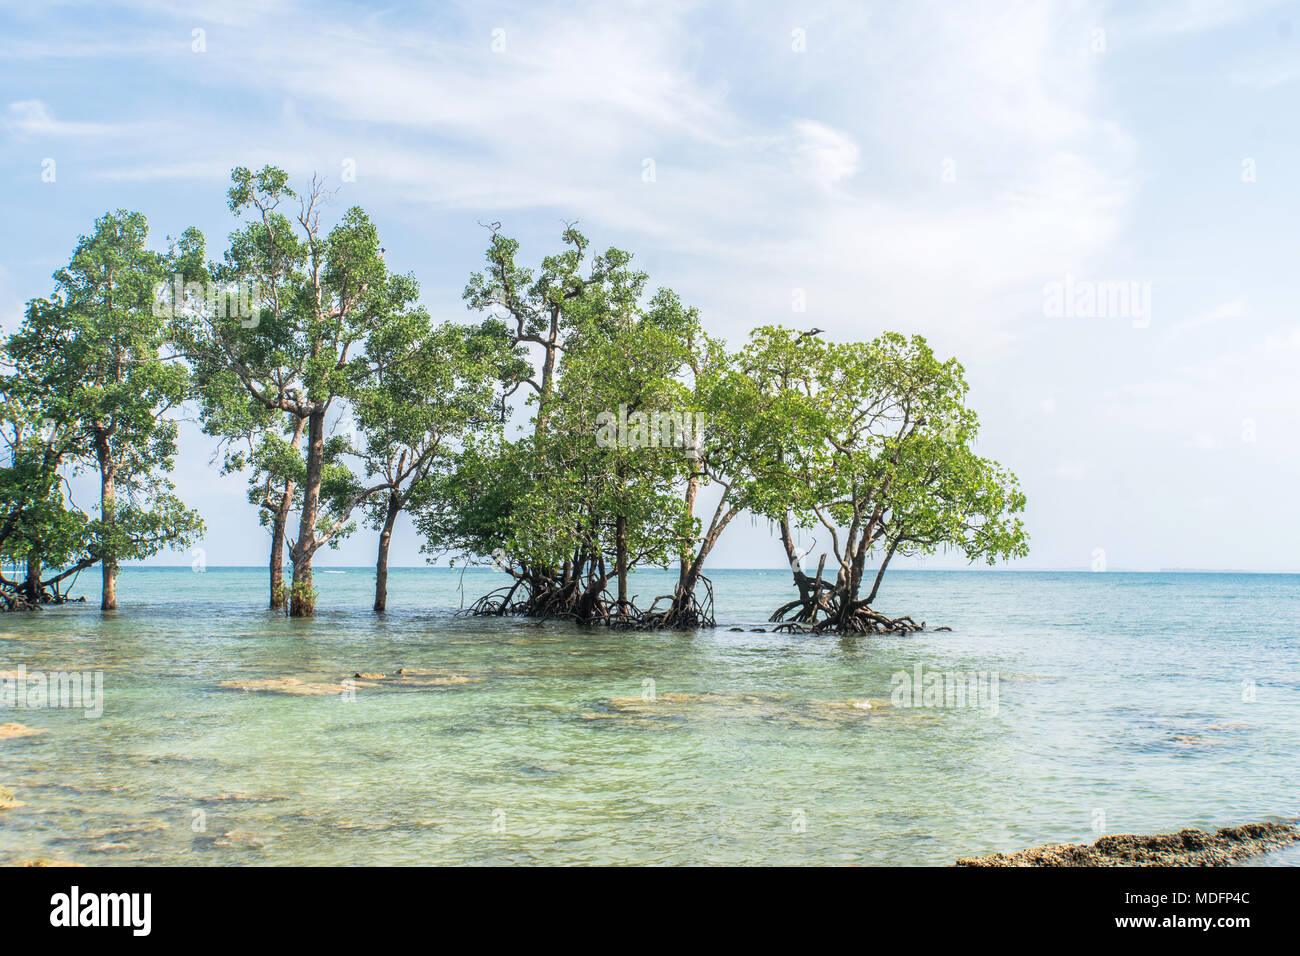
<box><xmin>797</xmin><ymin>327</ymin><xmax>824</xmax><ymax>341</ymax></box>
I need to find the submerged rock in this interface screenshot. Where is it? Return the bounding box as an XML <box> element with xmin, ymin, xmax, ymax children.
<box><xmin>21</xmin><ymin>858</ymin><xmax>85</xmax><ymax>867</ymax></box>
<box><xmin>399</xmin><ymin>674</ymin><xmax>474</xmax><ymax>686</ymax></box>
<box><xmin>218</xmin><ymin>677</ymin><xmax>371</xmax><ymax>696</ymax></box>
<box><xmin>193</xmin><ymin>792</ymin><xmax>289</xmax><ymax>805</ymax></box>
<box><xmin>588</xmin><ymin>690</ymin><xmax>920</xmax><ymax>728</ymax></box>
<box><xmin>219</xmin><ymin>670</ymin><xmax>476</xmax><ymax>696</ymax></box>
<box><xmin>212</xmin><ymin>828</ymin><xmax>268</xmax><ymax>850</ymax></box>
<box><xmin>359</xmin><ymin>668</ymin><xmax>477</xmax><ymax>686</ymax></box>
<box><xmin>77</xmin><ymin>821</ymin><xmax>170</xmax><ymax>842</ymax></box>
<box><xmin>0</xmin><ymin>722</ymin><xmax>47</xmax><ymax>740</ymax></box>
<box><xmin>956</xmin><ymin>822</ymin><xmax>1300</xmax><ymax>866</ymax></box>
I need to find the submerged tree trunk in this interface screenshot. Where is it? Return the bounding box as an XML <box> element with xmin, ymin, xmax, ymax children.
<box><xmin>658</xmin><ymin>498</ymin><xmax>734</xmax><ymax>628</ymax></box>
<box><xmin>96</xmin><ymin>429</ymin><xmax>118</xmax><ymax>611</ymax></box>
<box><xmin>769</xmin><ymin>517</ymin><xmax>925</xmax><ymax>635</ymax></box>
<box><xmin>268</xmin><ymin>416</ymin><xmax>306</xmax><ymax>610</ymax></box>
<box><xmin>615</xmin><ymin>515</ymin><xmax>628</xmax><ymax>612</ymax></box>
<box><xmin>373</xmin><ymin>491</ymin><xmax>401</xmax><ymax>613</ymax></box>
<box><xmin>269</xmin><ymin>500</ymin><xmax>290</xmax><ymax>609</ymax></box>
<box><xmin>772</xmin><ymin>516</ymin><xmax>831</xmax><ymax>622</ymax></box>
<box><xmin>289</xmin><ymin>408</ymin><xmax>325</xmax><ymax>617</ymax></box>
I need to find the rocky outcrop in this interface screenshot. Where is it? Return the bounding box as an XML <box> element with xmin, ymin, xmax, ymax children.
<box><xmin>957</xmin><ymin>822</ymin><xmax>1300</xmax><ymax>866</ymax></box>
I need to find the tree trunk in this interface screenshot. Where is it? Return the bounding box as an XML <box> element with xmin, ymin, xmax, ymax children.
<box><xmin>289</xmin><ymin>408</ymin><xmax>325</xmax><ymax>617</ymax></box>
<box><xmin>771</xmin><ymin>517</ymin><xmax>839</xmax><ymax>624</ymax></box>
<box><xmin>615</xmin><ymin>515</ymin><xmax>628</xmax><ymax>610</ymax></box>
<box><xmin>269</xmin><ymin>499</ymin><xmax>289</xmax><ymax>609</ymax></box>
<box><xmin>677</xmin><ymin>474</ymin><xmax>700</xmax><ymax>594</ymax></box>
<box><xmin>534</xmin><ymin>308</ymin><xmax>561</xmax><ymax>433</ymax></box>
<box><xmin>678</xmin><ymin>559</ymin><xmax>699</xmax><ymax>600</ymax></box>
<box><xmin>269</xmin><ymin>416</ymin><xmax>306</xmax><ymax>610</ymax></box>
<box><xmin>97</xmin><ymin>432</ymin><xmax>117</xmax><ymax>611</ymax></box>
<box><xmin>374</xmin><ymin>491</ymin><xmax>401</xmax><ymax>613</ymax></box>
<box><xmin>23</xmin><ymin>554</ymin><xmax>42</xmax><ymax>606</ymax></box>
<box><xmin>778</xmin><ymin>516</ymin><xmax>816</xmax><ymax>604</ymax></box>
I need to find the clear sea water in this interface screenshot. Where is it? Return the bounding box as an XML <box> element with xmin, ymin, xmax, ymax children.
<box><xmin>1</xmin><ymin>567</ymin><xmax>1297</xmax><ymax>865</ymax></box>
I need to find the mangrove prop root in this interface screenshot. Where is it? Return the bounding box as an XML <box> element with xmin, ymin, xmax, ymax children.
<box><xmin>771</xmin><ymin>604</ymin><xmax>933</xmax><ymax>636</ymax></box>
<box><xmin>460</xmin><ymin>574</ymin><xmax>716</xmax><ymax>630</ymax></box>
<box><xmin>768</xmin><ymin>585</ymin><xmax>940</xmax><ymax>635</ymax></box>
<box><xmin>0</xmin><ymin>582</ymin><xmax>81</xmax><ymax>612</ymax></box>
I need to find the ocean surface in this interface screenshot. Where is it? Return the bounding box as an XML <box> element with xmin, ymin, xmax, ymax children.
<box><xmin>1</xmin><ymin>567</ymin><xmax>1297</xmax><ymax>866</ymax></box>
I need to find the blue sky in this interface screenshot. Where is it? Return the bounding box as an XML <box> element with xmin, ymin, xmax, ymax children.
<box><xmin>2</xmin><ymin>0</ymin><xmax>1298</xmax><ymax>571</ymax></box>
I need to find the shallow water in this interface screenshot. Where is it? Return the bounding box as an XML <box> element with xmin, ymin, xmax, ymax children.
<box><xmin>1</xmin><ymin>567</ymin><xmax>1297</xmax><ymax>865</ymax></box>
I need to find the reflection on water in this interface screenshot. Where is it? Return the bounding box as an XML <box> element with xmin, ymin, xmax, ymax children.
<box><xmin>1</xmin><ymin>568</ymin><xmax>1297</xmax><ymax>865</ymax></box>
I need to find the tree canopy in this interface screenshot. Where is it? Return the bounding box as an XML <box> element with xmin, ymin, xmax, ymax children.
<box><xmin>2</xmin><ymin>178</ymin><xmax>1028</xmax><ymax>631</ymax></box>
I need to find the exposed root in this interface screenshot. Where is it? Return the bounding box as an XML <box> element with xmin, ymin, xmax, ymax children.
<box><xmin>0</xmin><ymin>571</ymin><xmax>88</xmax><ymax>611</ymax></box>
<box><xmin>633</xmin><ymin>577</ymin><xmax>716</xmax><ymax>630</ymax></box>
<box><xmin>462</xmin><ymin>573</ymin><xmax>715</xmax><ymax>630</ymax></box>
<box><xmin>770</xmin><ymin>593</ymin><xmax>933</xmax><ymax>635</ymax></box>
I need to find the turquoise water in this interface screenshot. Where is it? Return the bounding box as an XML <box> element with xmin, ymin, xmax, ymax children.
<box><xmin>1</xmin><ymin>567</ymin><xmax>1297</xmax><ymax>865</ymax></box>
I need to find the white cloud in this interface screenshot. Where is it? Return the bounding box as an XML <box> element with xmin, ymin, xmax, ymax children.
<box><xmin>784</xmin><ymin>120</ymin><xmax>860</xmax><ymax>191</ymax></box>
<box><xmin>6</xmin><ymin>0</ymin><xmax>1294</xmax><ymax>569</ymax></box>
<box><xmin>4</xmin><ymin>99</ymin><xmax>118</xmax><ymax>137</ymax></box>
<box><xmin>1164</xmin><ymin>297</ymin><xmax>1246</xmax><ymax>339</ymax></box>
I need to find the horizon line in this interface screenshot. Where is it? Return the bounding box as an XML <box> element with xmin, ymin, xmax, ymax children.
<box><xmin>114</xmin><ymin>564</ymin><xmax>1300</xmax><ymax>575</ymax></box>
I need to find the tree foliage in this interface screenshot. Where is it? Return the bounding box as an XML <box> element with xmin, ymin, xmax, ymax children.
<box><xmin>2</xmin><ymin>188</ymin><xmax>1028</xmax><ymax>633</ymax></box>
<box><xmin>2</xmin><ymin>210</ymin><xmax>203</xmax><ymax>610</ymax></box>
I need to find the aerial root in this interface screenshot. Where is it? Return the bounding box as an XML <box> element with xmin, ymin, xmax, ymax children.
<box><xmin>770</xmin><ymin>604</ymin><xmax>932</xmax><ymax>636</ymax></box>
<box><xmin>461</xmin><ymin>575</ymin><xmax>715</xmax><ymax>630</ymax></box>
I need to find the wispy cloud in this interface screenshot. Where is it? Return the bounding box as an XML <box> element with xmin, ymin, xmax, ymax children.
<box><xmin>1117</xmin><ymin>0</ymin><xmax>1290</xmax><ymax>35</ymax></box>
<box><xmin>1163</xmin><ymin>297</ymin><xmax>1247</xmax><ymax>339</ymax></box>
<box><xmin>3</xmin><ymin>0</ymin><xmax>1297</xmax><ymax>570</ymax></box>
<box><xmin>4</xmin><ymin>99</ymin><xmax>119</xmax><ymax>138</ymax></box>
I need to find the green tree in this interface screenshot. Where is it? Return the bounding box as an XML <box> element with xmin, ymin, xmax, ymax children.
<box><xmin>754</xmin><ymin>329</ymin><xmax>1028</xmax><ymax>633</ymax></box>
<box><xmin>442</xmin><ymin>227</ymin><xmax>713</xmax><ymax>625</ymax></box>
<box><xmin>6</xmin><ymin>211</ymin><xmax>204</xmax><ymax>610</ymax></box>
<box><xmin>172</xmin><ymin>227</ymin><xmax>308</xmax><ymax>609</ymax></box>
<box><xmin>463</xmin><ymin>224</ymin><xmax>645</xmax><ymax>432</ymax></box>
<box><xmin>525</xmin><ymin>299</ymin><xmax>696</xmax><ymax>621</ymax></box>
<box><xmin>352</xmin><ymin>301</ymin><xmax>524</xmax><ymax>612</ymax></box>
<box><xmin>0</xmin><ymin>376</ymin><xmax>94</xmax><ymax>607</ymax></box>
<box><xmin>180</xmin><ymin>167</ymin><xmax>399</xmax><ymax>616</ymax></box>
<box><xmin>657</xmin><ymin>322</ymin><xmax>822</xmax><ymax>626</ymax></box>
